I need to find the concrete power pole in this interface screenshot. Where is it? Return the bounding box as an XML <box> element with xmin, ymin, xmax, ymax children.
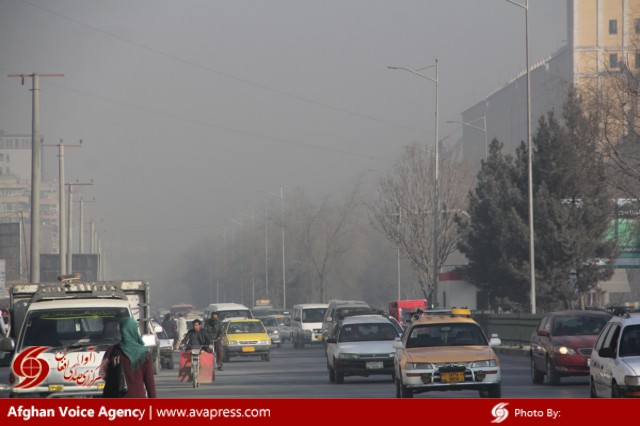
<box><xmin>66</xmin><ymin>180</ymin><xmax>93</xmax><ymax>273</ymax></box>
<box><xmin>8</xmin><ymin>73</ymin><xmax>64</xmax><ymax>282</ymax></box>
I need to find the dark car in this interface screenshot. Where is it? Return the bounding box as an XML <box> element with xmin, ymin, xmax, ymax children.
<box><xmin>530</xmin><ymin>310</ymin><xmax>611</xmax><ymax>385</ymax></box>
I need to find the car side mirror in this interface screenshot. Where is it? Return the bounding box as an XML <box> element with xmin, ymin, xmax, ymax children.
<box><xmin>536</xmin><ymin>329</ymin><xmax>550</xmax><ymax>337</ymax></box>
<box><xmin>598</xmin><ymin>347</ymin><xmax>615</xmax><ymax>358</ymax></box>
<box><xmin>153</xmin><ymin>324</ymin><xmax>163</xmax><ymax>333</ymax></box>
<box><xmin>392</xmin><ymin>339</ymin><xmax>404</xmax><ymax>349</ymax></box>
<box><xmin>0</xmin><ymin>338</ymin><xmax>14</xmax><ymax>352</ymax></box>
<box><xmin>326</xmin><ymin>317</ymin><xmax>332</xmax><ymax>322</ymax></box>
<box><xmin>489</xmin><ymin>334</ymin><xmax>501</xmax><ymax>347</ymax></box>
<box><xmin>141</xmin><ymin>333</ymin><xmax>158</xmax><ymax>347</ymax></box>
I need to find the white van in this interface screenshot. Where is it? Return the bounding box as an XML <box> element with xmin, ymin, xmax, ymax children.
<box><xmin>321</xmin><ymin>299</ymin><xmax>370</xmax><ymax>343</ymax></box>
<box><xmin>290</xmin><ymin>303</ymin><xmax>328</xmax><ymax>348</ymax></box>
<box><xmin>203</xmin><ymin>303</ymin><xmax>253</xmax><ymax>321</ymax></box>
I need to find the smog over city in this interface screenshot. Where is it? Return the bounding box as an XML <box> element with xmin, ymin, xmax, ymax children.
<box><xmin>0</xmin><ymin>0</ymin><xmax>567</xmax><ymax>309</ymax></box>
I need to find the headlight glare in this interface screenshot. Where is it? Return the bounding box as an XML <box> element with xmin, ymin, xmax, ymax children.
<box><xmin>555</xmin><ymin>346</ymin><xmax>576</xmax><ymax>355</ymax></box>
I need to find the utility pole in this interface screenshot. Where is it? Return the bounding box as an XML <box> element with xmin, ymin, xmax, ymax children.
<box><xmin>77</xmin><ymin>197</ymin><xmax>95</xmax><ymax>254</ymax></box>
<box><xmin>43</xmin><ymin>139</ymin><xmax>82</xmax><ymax>275</ymax></box>
<box><xmin>8</xmin><ymin>72</ymin><xmax>64</xmax><ymax>282</ymax></box>
<box><xmin>66</xmin><ymin>180</ymin><xmax>93</xmax><ymax>273</ymax></box>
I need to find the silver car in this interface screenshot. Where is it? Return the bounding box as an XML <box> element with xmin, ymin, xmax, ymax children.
<box><xmin>590</xmin><ymin>311</ymin><xmax>640</xmax><ymax>398</ymax></box>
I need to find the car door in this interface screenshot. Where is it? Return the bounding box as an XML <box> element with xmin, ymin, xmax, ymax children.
<box><xmin>594</xmin><ymin>323</ymin><xmax>620</xmax><ymax>396</ymax></box>
<box><xmin>325</xmin><ymin>322</ymin><xmax>342</xmax><ymax>368</ymax></box>
<box><xmin>531</xmin><ymin>315</ymin><xmax>550</xmax><ymax>371</ymax></box>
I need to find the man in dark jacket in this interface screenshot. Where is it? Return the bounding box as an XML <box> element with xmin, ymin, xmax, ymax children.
<box><xmin>204</xmin><ymin>312</ymin><xmax>225</xmax><ymax>370</ymax></box>
<box><xmin>180</xmin><ymin>319</ymin><xmax>212</xmax><ymax>352</ymax></box>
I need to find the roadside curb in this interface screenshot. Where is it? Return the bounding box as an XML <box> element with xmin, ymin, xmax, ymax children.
<box><xmin>494</xmin><ymin>346</ymin><xmax>530</xmax><ymax>357</ymax></box>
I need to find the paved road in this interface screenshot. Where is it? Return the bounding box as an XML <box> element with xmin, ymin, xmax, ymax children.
<box><xmin>155</xmin><ymin>344</ymin><xmax>590</xmax><ymax>398</ymax></box>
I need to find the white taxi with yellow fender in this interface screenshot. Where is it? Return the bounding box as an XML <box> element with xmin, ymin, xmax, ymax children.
<box><xmin>223</xmin><ymin>319</ymin><xmax>271</xmax><ymax>362</ymax></box>
<box><xmin>393</xmin><ymin>308</ymin><xmax>502</xmax><ymax>398</ymax></box>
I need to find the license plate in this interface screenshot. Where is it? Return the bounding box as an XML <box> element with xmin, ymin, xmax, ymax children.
<box><xmin>441</xmin><ymin>372</ymin><xmax>464</xmax><ymax>383</ymax></box>
<box><xmin>366</xmin><ymin>361</ymin><xmax>383</xmax><ymax>369</ymax></box>
<box><xmin>242</xmin><ymin>346</ymin><xmax>255</xmax><ymax>352</ymax></box>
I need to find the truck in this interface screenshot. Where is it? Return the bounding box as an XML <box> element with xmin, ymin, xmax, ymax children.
<box><xmin>0</xmin><ymin>279</ymin><xmax>157</xmax><ymax>398</ymax></box>
<box><xmin>388</xmin><ymin>299</ymin><xmax>428</xmax><ymax>329</ymax></box>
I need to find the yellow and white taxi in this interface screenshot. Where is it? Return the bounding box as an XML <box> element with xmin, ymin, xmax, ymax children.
<box><xmin>393</xmin><ymin>308</ymin><xmax>502</xmax><ymax>398</ymax></box>
<box><xmin>223</xmin><ymin>319</ymin><xmax>272</xmax><ymax>362</ymax></box>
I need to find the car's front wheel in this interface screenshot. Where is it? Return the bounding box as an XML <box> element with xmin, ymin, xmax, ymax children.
<box><xmin>546</xmin><ymin>357</ymin><xmax>560</xmax><ymax>385</ymax></box>
<box><xmin>395</xmin><ymin>378</ymin><xmax>412</xmax><ymax>398</ymax></box>
<box><xmin>590</xmin><ymin>378</ymin><xmax>598</xmax><ymax>398</ymax></box>
<box><xmin>530</xmin><ymin>356</ymin><xmax>543</xmax><ymax>384</ymax></box>
<box><xmin>333</xmin><ymin>360</ymin><xmax>344</xmax><ymax>384</ymax></box>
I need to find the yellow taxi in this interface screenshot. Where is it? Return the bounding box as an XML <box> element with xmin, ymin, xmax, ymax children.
<box><xmin>223</xmin><ymin>318</ymin><xmax>272</xmax><ymax>362</ymax></box>
<box><xmin>393</xmin><ymin>308</ymin><xmax>502</xmax><ymax>398</ymax></box>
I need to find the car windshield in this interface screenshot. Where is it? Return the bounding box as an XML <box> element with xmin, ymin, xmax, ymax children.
<box><xmin>227</xmin><ymin>322</ymin><xmax>265</xmax><ymax>334</ymax></box>
<box><xmin>302</xmin><ymin>308</ymin><xmax>326</xmax><ymax>322</ymax></box>
<box><xmin>338</xmin><ymin>323</ymin><xmax>398</xmax><ymax>342</ymax></box>
<box><xmin>405</xmin><ymin>323</ymin><xmax>487</xmax><ymax>348</ymax></box>
<box><xmin>21</xmin><ymin>308</ymin><xmax>130</xmax><ymax>349</ymax></box>
<box><xmin>552</xmin><ymin>315</ymin><xmax>609</xmax><ymax>336</ymax></box>
<box><xmin>260</xmin><ymin>317</ymin><xmax>278</xmax><ymax>326</ymax></box>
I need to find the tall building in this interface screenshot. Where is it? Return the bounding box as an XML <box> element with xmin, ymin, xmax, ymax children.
<box><xmin>460</xmin><ymin>0</ymin><xmax>640</xmax><ymax>170</ymax></box>
<box><xmin>458</xmin><ymin>0</ymin><xmax>640</xmax><ymax>307</ymax></box>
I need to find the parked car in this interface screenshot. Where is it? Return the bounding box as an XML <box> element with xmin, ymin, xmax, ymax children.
<box><xmin>393</xmin><ymin>308</ymin><xmax>502</xmax><ymax>398</ymax></box>
<box><xmin>222</xmin><ymin>318</ymin><xmax>271</xmax><ymax>362</ymax></box>
<box><xmin>530</xmin><ymin>310</ymin><xmax>611</xmax><ymax>385</ymax></box>
<box><xmin>326</xmin><ymin>314</ymin><xmax>400</xmax><ymax>384</ymax></box>
<box><xmin>590</xmin><ymin>311</ymin><xmax>640</xmax><ymax>397</ymax></box>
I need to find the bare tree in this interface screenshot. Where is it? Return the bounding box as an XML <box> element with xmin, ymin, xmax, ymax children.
<box><xmin>369</xmin><ymin>143</ymin><xmax>472</xmax><ymax>301</ymax></box>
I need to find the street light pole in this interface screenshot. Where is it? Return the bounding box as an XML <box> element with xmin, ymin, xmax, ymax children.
<box><xmin>268</xmin><ymin>187</ymin><xmax>286</xmax><ymax>309</ymax></box>
<box><xmin>506</xmin><ymin>0</ymin><xmax>535</xmax><ymax>314</ymax></box>
<box><xmin>240</xmin><ymin>210</ymin><xmax>255</xmax><ymax>306</ymax></box>
<box><xmin>446</xmin><ymin>115</ymin><xmax>488</xmax><ymax>159</ymax></box>
<box><xmin>231</xmin><ymin>217</ymin><xmax>244</xmax><ymax>305</ymax></box>
<box><xmin>388</xmin><ymin>60</ymin><xmax>440</xmax><ymax>306</ymax></box>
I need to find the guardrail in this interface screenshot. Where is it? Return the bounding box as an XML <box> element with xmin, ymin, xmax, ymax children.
<box><xmin>473</xmin><ymin>312</ymin><xmax>544</xmax><ymax>347</ymax></box>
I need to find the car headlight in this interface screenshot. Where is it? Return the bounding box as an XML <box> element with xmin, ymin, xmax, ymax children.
<box><xmin>389</xmin><ymin>352</ymin><xmax>395</xmax><ymax>358</ymax></box>
<box><xmin>554</xmin><ymin>346</ymin><xmax>576</xmax><ymax>355</ymax></box>
<box><xmin>339</xmin><ymin>353</ymin><xmax>359</xmax><ymax>359</ymax></box>
<box><xmin>624</xmin><ymin>376</ymin><xmax>640</xmax><ymax>386</ymax></box>
<box><xmin>227</xmin><ymin>341</ymin><xmax>239</xmax><ymax>346</ymax></box>
<box><xmin>258</xmin><ymin>340</ymin><xmax>270</xmax><ymax>345</ymax></box>
<box><xmin>469</xmin><ymin>359</ymin><xmax>497</xmax><ymax>368</ymax></box>
<box><xmin>405</xmin><ymin>362</ymin><xmax>434</xmax><ymax>370</ymax></box>
<box><xmin>272</xmin><ymin>330</ymin><xmax>279</xmax><ymax>334</ymax></box>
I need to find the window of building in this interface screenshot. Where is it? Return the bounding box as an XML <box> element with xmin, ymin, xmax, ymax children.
<box><xmin>609</xmin><ymin>19</ymin><xmax>618</xmax><ymax>34</ymax></box>
<box><xmin>636</xmin><ymin>19</ymin><xmax>640</xmax><ymax>34</ymax></box>
<box><xmin>610</xmin><ymin>53</ymin><xmax>619</xmax><ymax>69</ymax></box>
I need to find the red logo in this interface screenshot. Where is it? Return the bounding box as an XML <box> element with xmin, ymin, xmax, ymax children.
<box><xmin>12</xmin><ymin>346</ymin><xmax>50</xmax><ymax>389</ymax></box>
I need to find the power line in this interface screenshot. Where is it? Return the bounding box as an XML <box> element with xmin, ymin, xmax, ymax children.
<box><xmin>17</xmin><ymin>0</ymin><xmax>429</xmax><ymax>136</ymax></box>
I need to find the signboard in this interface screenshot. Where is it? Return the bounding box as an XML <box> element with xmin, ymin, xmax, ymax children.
<box><xmin>610</xmin><ymin>200</ymin><xmax>640</xmax><ymax>268</ymax></box>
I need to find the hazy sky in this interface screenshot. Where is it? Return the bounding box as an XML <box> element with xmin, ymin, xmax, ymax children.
<box><xmin>0</xmin><ymin>0</ymin><xmax>567</xmax><ymax>287</ymax></box>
